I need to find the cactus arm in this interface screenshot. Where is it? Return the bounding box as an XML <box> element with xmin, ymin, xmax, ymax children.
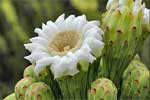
<box><xmin>0</xmin><ymin>0</ymin><xmax>28</xmax><ymax>43</ymax></box>
<box><xmin>4</xmin><ymin>93</ymin><xmax>16</xmax><ymax>100</ymax></box>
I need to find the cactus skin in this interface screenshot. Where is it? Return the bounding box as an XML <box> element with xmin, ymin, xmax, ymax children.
<box><xmin>23</xmin><ymin>65</ymin><xmax>35</xmax><ymax>78</ymax></box>
<box><xmin>23</xmin><ymin>65</ymin><xmax>48</xmax><ymax>82</ymax></box>
<box><xmin>25</xmin><ymin>82</ymin><xmax>54</xmax><ymax>100</ymax></box>
<box><xmin>88</xmin><ymin>78</ymin><xmax>117</xmax><ymax>100</ymax></box>
<box><xmin>4</xmin><ymin>93</ymin><xmax>16</xmax><ymax>100</ymax></box>
<box><xmin>101</xmin><ymin>0</ymin><xmax>149</xmax><ymax>88</ymax></box>
<box><xmin>70</xmin><ymin>0</ymin><xmax>100</xmax><ymax>20</ymax></box>
<box><xmin>15</xmin><ymin>77</ymin><xmax>36</xmax><ymax>100</ymax></box>
<box><xmin>120</xmin><ymin>59</ymin><xmax>150</xmax><ymax>100</ymax></box>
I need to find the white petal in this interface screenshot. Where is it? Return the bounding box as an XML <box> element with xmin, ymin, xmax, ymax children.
<box><xmin>143</xmin><ymin>8</ymin><xmax>150</xmax><ymax>25</ymax></box>
<box><xmin>30</xmin><ymin>37</ymin><xmax>48</xmax><ymax>46</ymax></box>
<box><xmin>73</xmin><ymin>15</ymin><xmax>87</xmax><ymax>32</ymax></box>
<box><xmin>65</xmin><ymin>15</ymin><xmax>76</xmax><ymax>30</ymax></box>
<box><xmin>47</xmin><ymin>21</ymin><xmax>58</xmax><ymax>32</ymax></box>
<box><xmin>24</xmin><ymin>43</ymin><xmax>47</xmax><ymax>52</ymax></box>
<box><xmin>88</xmin><ymin>21</ymin><xmax>100</xmax><ymax>26</ymax></box>
<box><xmin>24</xmin><ymin>43</ymin><xmax>39</xmax><ymax>52</ymax></box>
<box><xmin>42</xmin><ymin>21</ymin><xmax>58</xmax><ymax>38</ymax></box>
<box><xmin>107</xmin><ymin>0</ymin><xmax>114</xmax><ymax>9</ymax></box>
<box><xmin>134</xmin><ymin>0</ymin><xmax>142</xmax><ymax>6</ymax></box>
<box><xmin>84</xmin><ymin>28</ymin><xmax>103</xmax><ymax>40</ymax></box>
<box><xmin>84</xmin><ymin>37</ymin><xmax>104</xmax><ymax>57</ymax></box>
<box><xmin>106</xmin><ymin>0</ymin><xmax>118</xmax><ymax>10</ymax></box>
<box><xmin>119</xmin><ymin>0</ymin><xmax>126</xmax><ymax>5</ymax></box>
<box><xmin>24</xmin><ymin>52</ymin><xmax>50</xmax><ymax>63</ymax></box>
<box><xmin>75</xmin><ymin>44</ymin><xmax>96</xmax><ymax>63</ymax></box>
<box><xmin>98</xmin><ymin>28</ymin><xmax>104</xmax><ymax>35</ymax></box>
<box><xmin>133</xmin><ymin>1</ymin><xmax>145</xmax><ymax>14</ymax></box>
<box><xmin>51</xmin><ymin>54</ymin><xmax>79</xmax><ymax>78</ymax></box>
<box><xmin>82</xmin><ymin>22</ymin><xmax>101</xmax><ymax>34</ymax></box>
<box><xmin>55</xmin><ymin>14</ymin><xmax>65</xmax><ymax>31</ymax></box>
<box><xmin>33</xmin><ymin>46</ymin><xmax>48</xmax><ymax>53</ymax></box>
<box><xmin>34</xmin><ymin>57</ymin><xmax>54</xmax><ymax>75</ymax></box>
<box><xmin>75</xmin><ymin>46</ymin><xmax>95</xmax><ymax>71</ymax></box>
<box><xmin>34</xmin><ymin>28</ymin><xmax>47</xmax><ymax>38</ymax></box>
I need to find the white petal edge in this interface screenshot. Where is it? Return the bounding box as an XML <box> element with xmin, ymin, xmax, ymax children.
<box><xmin>30</xmin><ymin>37</ymin><xmax>48</xmax><ymax>46</ymax></box>
<box><xmin>143</xmin><ymin>8</ymin><xmax>150</xmax><ymax>25</ymax></box>
<box><xmin>84</xmin><ymin>28</ymin><xmax>103</xmax><ymax>40</ymax></box>
<box><xmin>34</xmin><ymin>57</ymin><xmax>54</xmax><ymax>75</ymax></box>
<box><xmin>65</xmin><ymin>15</ymin><xmax>76</xmax><ymax>30</ymax></box>
<box><xmin>24</xmin><ymin>52</ymin><xmax>50</xmax><ymax>63</ymax></box>
<box><xmin>84</xmin><ymin>37</ymin><xmax>104</xmax><ymax>57</ymax></box>
<box><xmin>55</xmin><ymin>14</ymin><xmax>65</xmax><ymax>31</ymax></box>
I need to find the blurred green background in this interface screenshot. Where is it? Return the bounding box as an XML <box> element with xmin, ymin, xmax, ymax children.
<box><xmin>0</xmin><ymin>0</ymin><xmax>149</xmax><ymax>99</ymax></box>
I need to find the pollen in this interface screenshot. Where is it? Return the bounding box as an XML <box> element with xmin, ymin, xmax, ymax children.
<box><xmin>48</xmin><ymin>30</ymin><xmax>82</xmax><ymax>56</ymax></box>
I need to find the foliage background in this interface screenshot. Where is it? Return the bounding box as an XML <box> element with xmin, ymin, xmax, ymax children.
<box><xmin>0</xmin><ymin>0</ymin><xmax>149</xmax><ymax>99</ymax></box>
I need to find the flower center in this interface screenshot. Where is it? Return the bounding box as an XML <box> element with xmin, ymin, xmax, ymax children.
<box><xmin>48</xmin><ymin>30</ymin><xmax>82</xmax><ymax>56</ymax></box>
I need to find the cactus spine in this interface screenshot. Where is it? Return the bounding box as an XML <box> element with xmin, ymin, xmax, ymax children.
<box><xmin>25</xmin><ymin>82</ymin><xmax>54</xmax><ymax>100</ymax></box>
<box><xmin>88</xmin><ymin>78</ymin><xmax>117</xmax><ymax>100</ymax></box>
<box><xmin>120</xmin><ymin>59</ymin><xmax>150</xmax><ymax>100</ymax></box>
<box><xmin>4</xmin><ymin>93</ymin><xmax>16</xmax><ymax>100</ymax></box>
<box><xmin>15</xmin><ymin>77</ymin><xmax>36</xmax><ymax>100</ymax></box>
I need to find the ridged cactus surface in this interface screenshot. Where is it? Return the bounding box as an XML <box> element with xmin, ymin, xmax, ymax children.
<box><xmin>23</xmin><ymin>65</ymin><xmax>35</xmax><ymax>78</ymax></box>
<box><xmin>121</xmin><ymin>59</ymin><xmax>150</xmax><ymax>100</ymax></box>
<box><xmin>4</xmin><ymin>93</ymin><xmax>16</xmax><ymax>100</ymax></box>
<box><xmin>101</xmin><ymin>0</ymin><xmax>150</xmax><ymax>88</ymax></box>
<box><xmin>15</xmin><ymin>77</ymin><xmax>36</xmax><ymax>100</ymax></box>
<box><xmin>88</xmin><ymin>78</ymin><xmax>117</xmax><ymax>100</ymax></box>
<box><xmin>25</xmin><ymin>82</ymin><xmax>54</xmax><ymax>100</ymax></box>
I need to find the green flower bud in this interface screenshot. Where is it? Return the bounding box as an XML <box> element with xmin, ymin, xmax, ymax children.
<box><xmin>15</xmin><ymin>77</ymin><xmax>36</xmax><ymax>100</ymax></box>
<box><xmin>4</xmin><ymin>93</ymin><xmax>16</xmax><ymax>100</ymax></box>
<box><xmin>88</xmin><ymin>78</ymin><xmax>117</xmax><ymax>100</ymax></box>
<box><xmin>25</xmin><ymin>82</ymin><xmax>54</xmax><ymax>100</ymax></box>
<box><xmin>121</xmin><ymin>60</ymin><xmax>150</xmax><ymax>100</ymax></box>
<box><xmin>23</xmin><ymin>65</ymin><xmax>35</xmax><ymax>78</ymax></box>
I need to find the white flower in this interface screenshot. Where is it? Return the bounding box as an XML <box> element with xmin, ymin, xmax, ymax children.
<box><xmin>142</xmin><ymin>8</ymin><xmax>150</xmax><ymax>25</ymax></box>
<box><xmin>24</xmin><ymin>14</ymin><xmax>104</xmax><ymax>79</ymax></box>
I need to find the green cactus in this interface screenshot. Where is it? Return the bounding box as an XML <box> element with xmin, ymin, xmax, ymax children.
<box><xmin>0</xmin><ymin>35</ymin><xmax>8</xmax><ymax>54</ymax></box>
<box><xmin>25</xmin><ymin>82</ymin><xmax>54</xmax><ymax>100</ymax></box>
<box><xmin>23</xmin><ymin>64</ymin><xmax>47</xmax><ymax>81</ymax></box>
<box><xmin>0</xmin><ymin>0</ymin><xmax>28</xmax><ymax>43</ymax></box>
<box><xmin>120</xmin><ymin>59</ymin><xmax>150</xmax><ymax>100</ymax></box>
<box><xmin>23</xmin><ymin>65</ymin><xmax>35</xmax><ymax>78</ymax></box>
<box><xmin>15</xmin><ymin>77</ymin><xmax>36</xmax><ymax>100</ymax></box>
<box><xmin>88</xmin><ymin>78</ymin><xmax>117</xmax><ymax>100</ymax></box>
<box><xmin>101</xmin><ymin>0</ymin><xmax>149</xmax><ymax>87</ymax></box>
<box><xmin>4</xmin><ymin>93</ymin><xmax>16</xmax><ymax>100</ymax></box>
<box><xmin>70</xmin><ymin>0</ymin><xmax>100</xmax><ymax>20</ymax></box>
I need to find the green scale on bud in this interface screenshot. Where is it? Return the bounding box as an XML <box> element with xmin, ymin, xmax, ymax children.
<box><xmin>120</xmin><ymin>59</ymin><xmax>150</xmax><ymax>100</ymax></box>
<box><xmin>4</xmin><ymin>93</ymin><xmax>16</xmax><ymax>100</ymax></box>
<box><xmin>23</xmin><ymin>65</ymin><xmax>35</xmax><ymax>78</ymax></box>
<box><xmin>25</xmin><ymin>82</ymin><xmax>54</xmax><ymax>100</ymax></box>
<box><xmin>88</xmin><ymin>78</ymin><xmax>117</xmax><ymax>100</ymax></box>
<box><xmin>15</xmin><ymin>77</ymin><xmax>36</xmax><ymax>100</ymax></box>
<box><xmin>23</xmin><ymin>65</ymin><xmax>48</xmax><ymax>82</ymax></box>
<box><xmin>101</xmin><ymin>0</ymin><xmax>148</xmax><ymax>87</ymax></box>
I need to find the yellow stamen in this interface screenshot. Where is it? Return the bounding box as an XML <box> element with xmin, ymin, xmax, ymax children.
<box><xmin>48</xmin><ymin>30</ymin><xmax>82</xmax><ymax>56</ymax></box>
